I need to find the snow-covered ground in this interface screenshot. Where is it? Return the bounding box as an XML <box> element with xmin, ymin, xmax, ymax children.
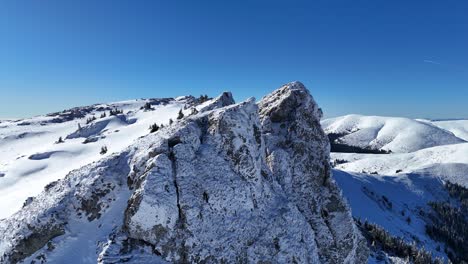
<box><xmin>0</xmin><ymin>97</ymin><xmax>196</xmax><ymax>219</ymax></box>
<box><xmin>331</xmin><ymin>143</ymin><xmax>468</xmax><ymax>187</ymax></box>
<box><xmin>322</xmin><ymin>115</ymin><xmax>466</xmax><ymax>153</ymax></box>
<box><xmin>334</xmin><ymin>169</ymin><xmax>448</xmax><ymax>259</ymax></box>
<box><xmin>327</xmin><ymin>115</ymin><xmax>468</xmax><ymax>262</ymax></box>
<box><xmin>430</xmin><ymin>119</ymin><xmax>468</xmax><ymax>141</ymax></box>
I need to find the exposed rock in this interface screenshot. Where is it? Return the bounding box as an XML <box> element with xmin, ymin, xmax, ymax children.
<box><xmin>259</xmin><ymin>81</ymin><xmax>368</xmax><ymax>263</ymax></box>
<box><xmin>8</xmin><ymin>225</ymin><xmax>65</xmax><ymax>264</ymax></box>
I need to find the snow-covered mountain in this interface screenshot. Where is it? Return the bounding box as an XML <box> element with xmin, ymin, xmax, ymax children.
<box><xmin>2</xmin><ymin>85</ymin><xmax>466</xmax><ymax>264</ymax></box>
<box><xmin>326</xmin><ymin>115</ymin><xmax>468</xmax><ymax>263</ymax></box>
<box><xmin>0</xmin><ymin>82</ymin><xmax>368</xmax><ymax>263</ymax></box>
<box><xmin>321</xmin><ymin>115</ymin><xmax>466</xmax><ymax>153</ymax></box>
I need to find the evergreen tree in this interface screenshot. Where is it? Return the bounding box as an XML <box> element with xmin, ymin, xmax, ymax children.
<box><xmin>149</xmin><ymin>123</ymin><xmax>159</xmax><ymax>133</ymax></box>
<box><xmin>110</xmin><ymin>108</ymin><xmax>123</xmax><ymax>116</ymax></box>
<box><xmin>356</xmin><ymin>219</ymin><xmax>444</xmax><ymax>264</ymax></box>
<box><xmin>100</xmin><ymin>146</ymin><xmax>108</xmax><ymax>155</ymax></box>
<box><xmin>86</xmin><ymin>116</ymin><xmax>97</xmax><ymax>124</ymax></box>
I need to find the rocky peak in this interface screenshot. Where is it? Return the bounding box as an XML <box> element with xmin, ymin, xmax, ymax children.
<box><xmin>197</xmin><ymin>91</ymin><xmax>235</xmax><ymax>112</ymax></box>
<box><xmin>259</xmin><ymin>82</ymin><xmax>368</xmax><ymax>263</ymax></box>
<box><xmin>259</xmin><ymin>81</ymin><xmax>323</xmax><ymax>124</ymax></box>
<box><xmin>0</xmin><ymin>82</ymin><xmax>368</xmax><ymax>263</ymax></box>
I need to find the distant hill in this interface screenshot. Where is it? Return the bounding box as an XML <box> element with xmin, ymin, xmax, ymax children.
<box><xmin>321</xmin><ymin>114</ymin><xmax>465</xmax><ymax>153</ymax></box>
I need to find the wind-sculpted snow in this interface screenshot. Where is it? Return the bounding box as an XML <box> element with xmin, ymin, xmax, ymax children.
<box><xmin>0</xmin><ymin>82</ymin><xmax>368</xmax><ymax>263</ymax></box>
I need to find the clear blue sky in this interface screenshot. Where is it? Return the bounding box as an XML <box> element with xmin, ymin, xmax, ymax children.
<box><xmin>1</xmin><ymin>0</ymin><xmax>467</xmax><ymax>119</ymax></box>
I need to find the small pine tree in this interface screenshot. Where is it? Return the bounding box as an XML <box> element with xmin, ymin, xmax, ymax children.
<box><xmin>177</xmin><ymin>109</ymin><xmax>184</xmax><ymax>120</ymax></box>
<box><xmin>110</xmin><ymin>108</ymin><xmax>123</xmax><ymax>116</ymax></box>
<box><xmin>100</xmin><ymin>112</ymin><xmax>107</xmax><ymax>118</ymax></box>
<box><xmin>100</xmin><ymin>146</ymin><xmax>108</xmax><ymax>155</ymax></box>
<box><xmin>78</xmin><ymin>123</ymin><xmax>82</xmax><ymax>130</ymax></box>
<box><xmin>86</xmin><ymin>116</ymin><xmax>97</xmax><ymax>124</ymax></box>
<box><xmin>169</xmin><ymin>118</ymin><xmax>173</xmax><ymax>125</ymax></box>
<box><xmin>56</xmin><ymin>136</ymin><xmax>64</xmax><ymax>144</ymax></box>
<box><xmin>149</xmin><ymin>123</ymin><xmax>159</xmax><ymax>133</ymax></box>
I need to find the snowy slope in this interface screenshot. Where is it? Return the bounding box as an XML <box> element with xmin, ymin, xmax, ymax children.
<box><xmin>326</xmin><ymin>117</ymin><xmax>468</xmax><ymax>262</ymax></box>
<box><xmin>331</xmin><ymin>143</ymin><xmax>468</xmax><ymax>262</ymax></box>
<box><xmin>0</xmin><ymin>96</ymin><xmax>203</xmax><ymax>219</ymax></box>
<box><xmin>430</xmin><ymin>119</ymin><xmax>468</xmax><ymax>141</ymax></box>
<box><xmin>321</xmin><ymin>115</ymin><xmax>465</xmax><ymax>153</ymax></box>
<box><xmin>333</xmin><ymin>169</ymin><xmax>450</xmax><ymax>261</ymax></box>
<box><xmin>331</xmin><ymin>143</ymin><xmax>468</xmax><ymax>187</ymax></box>
<box><xmin>323</xmin><ymin>115</ymin><xmax>468</xmax><ymax>262</ymax></box>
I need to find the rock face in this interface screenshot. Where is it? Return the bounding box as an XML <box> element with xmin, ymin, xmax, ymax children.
<box><xmin>0</xmin><ymin>82</ymin><xmax>368</xmax><ymax>263</ymax></box>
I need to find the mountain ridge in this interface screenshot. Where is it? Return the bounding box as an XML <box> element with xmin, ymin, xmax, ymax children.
<box><xmin>0</xmin><ymin>82</ymin><xmax>368</xmax><ymax>263</ymax></box>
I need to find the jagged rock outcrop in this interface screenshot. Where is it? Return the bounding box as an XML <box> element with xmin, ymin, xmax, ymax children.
<box><xmin>259</xmin><ymin>82</ymin><xmax>368</xmax><ymax>263</ymax></box>
<box><xmin>0</xmin><ymin>82</ymin><xmax>368</xmax><ymax>263</ymax></box>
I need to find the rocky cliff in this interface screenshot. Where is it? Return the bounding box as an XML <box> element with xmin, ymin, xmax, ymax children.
<box><xmin>0</xmin><ymin>82</ymin><xmax>368</xmax><ymax>263</ymax></box>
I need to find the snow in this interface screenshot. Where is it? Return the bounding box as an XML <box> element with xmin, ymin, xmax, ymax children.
<box><xmin>0</xmin><ymin>98</ymin><xmax>186</xmax><ymax>219</ymax></box>
<box><xmin>332</xmin><ymin>143</ymin><xmax>468</xmax><ymax>186</ymax></box>
<box><xmin>430</xmin><ymin>119</ymin><xmax>468</xmax><ymax>141</ymax></box>
<box><xmin>129</xmin><ymin>154</ymin><xmax>179</xmax><ymax>232</ymax></box>
<box><xmin>325</xmin><ymin>115</ymin><xmax>468</xmax><ymax>262</ymax></box>
<box><xmin>322</xmin><ymin>114</ymin><xmax>465</xmax><ymax>153</ymax></box>
<box><xmin>333</xmin><ymin>168</ymin><xmax>452</xmax><ymax>260</ymax></box>
<box><xmin>24</xmin><ymin>186</ymin><xmax>133</xmax><ymax>264</ymax></box>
